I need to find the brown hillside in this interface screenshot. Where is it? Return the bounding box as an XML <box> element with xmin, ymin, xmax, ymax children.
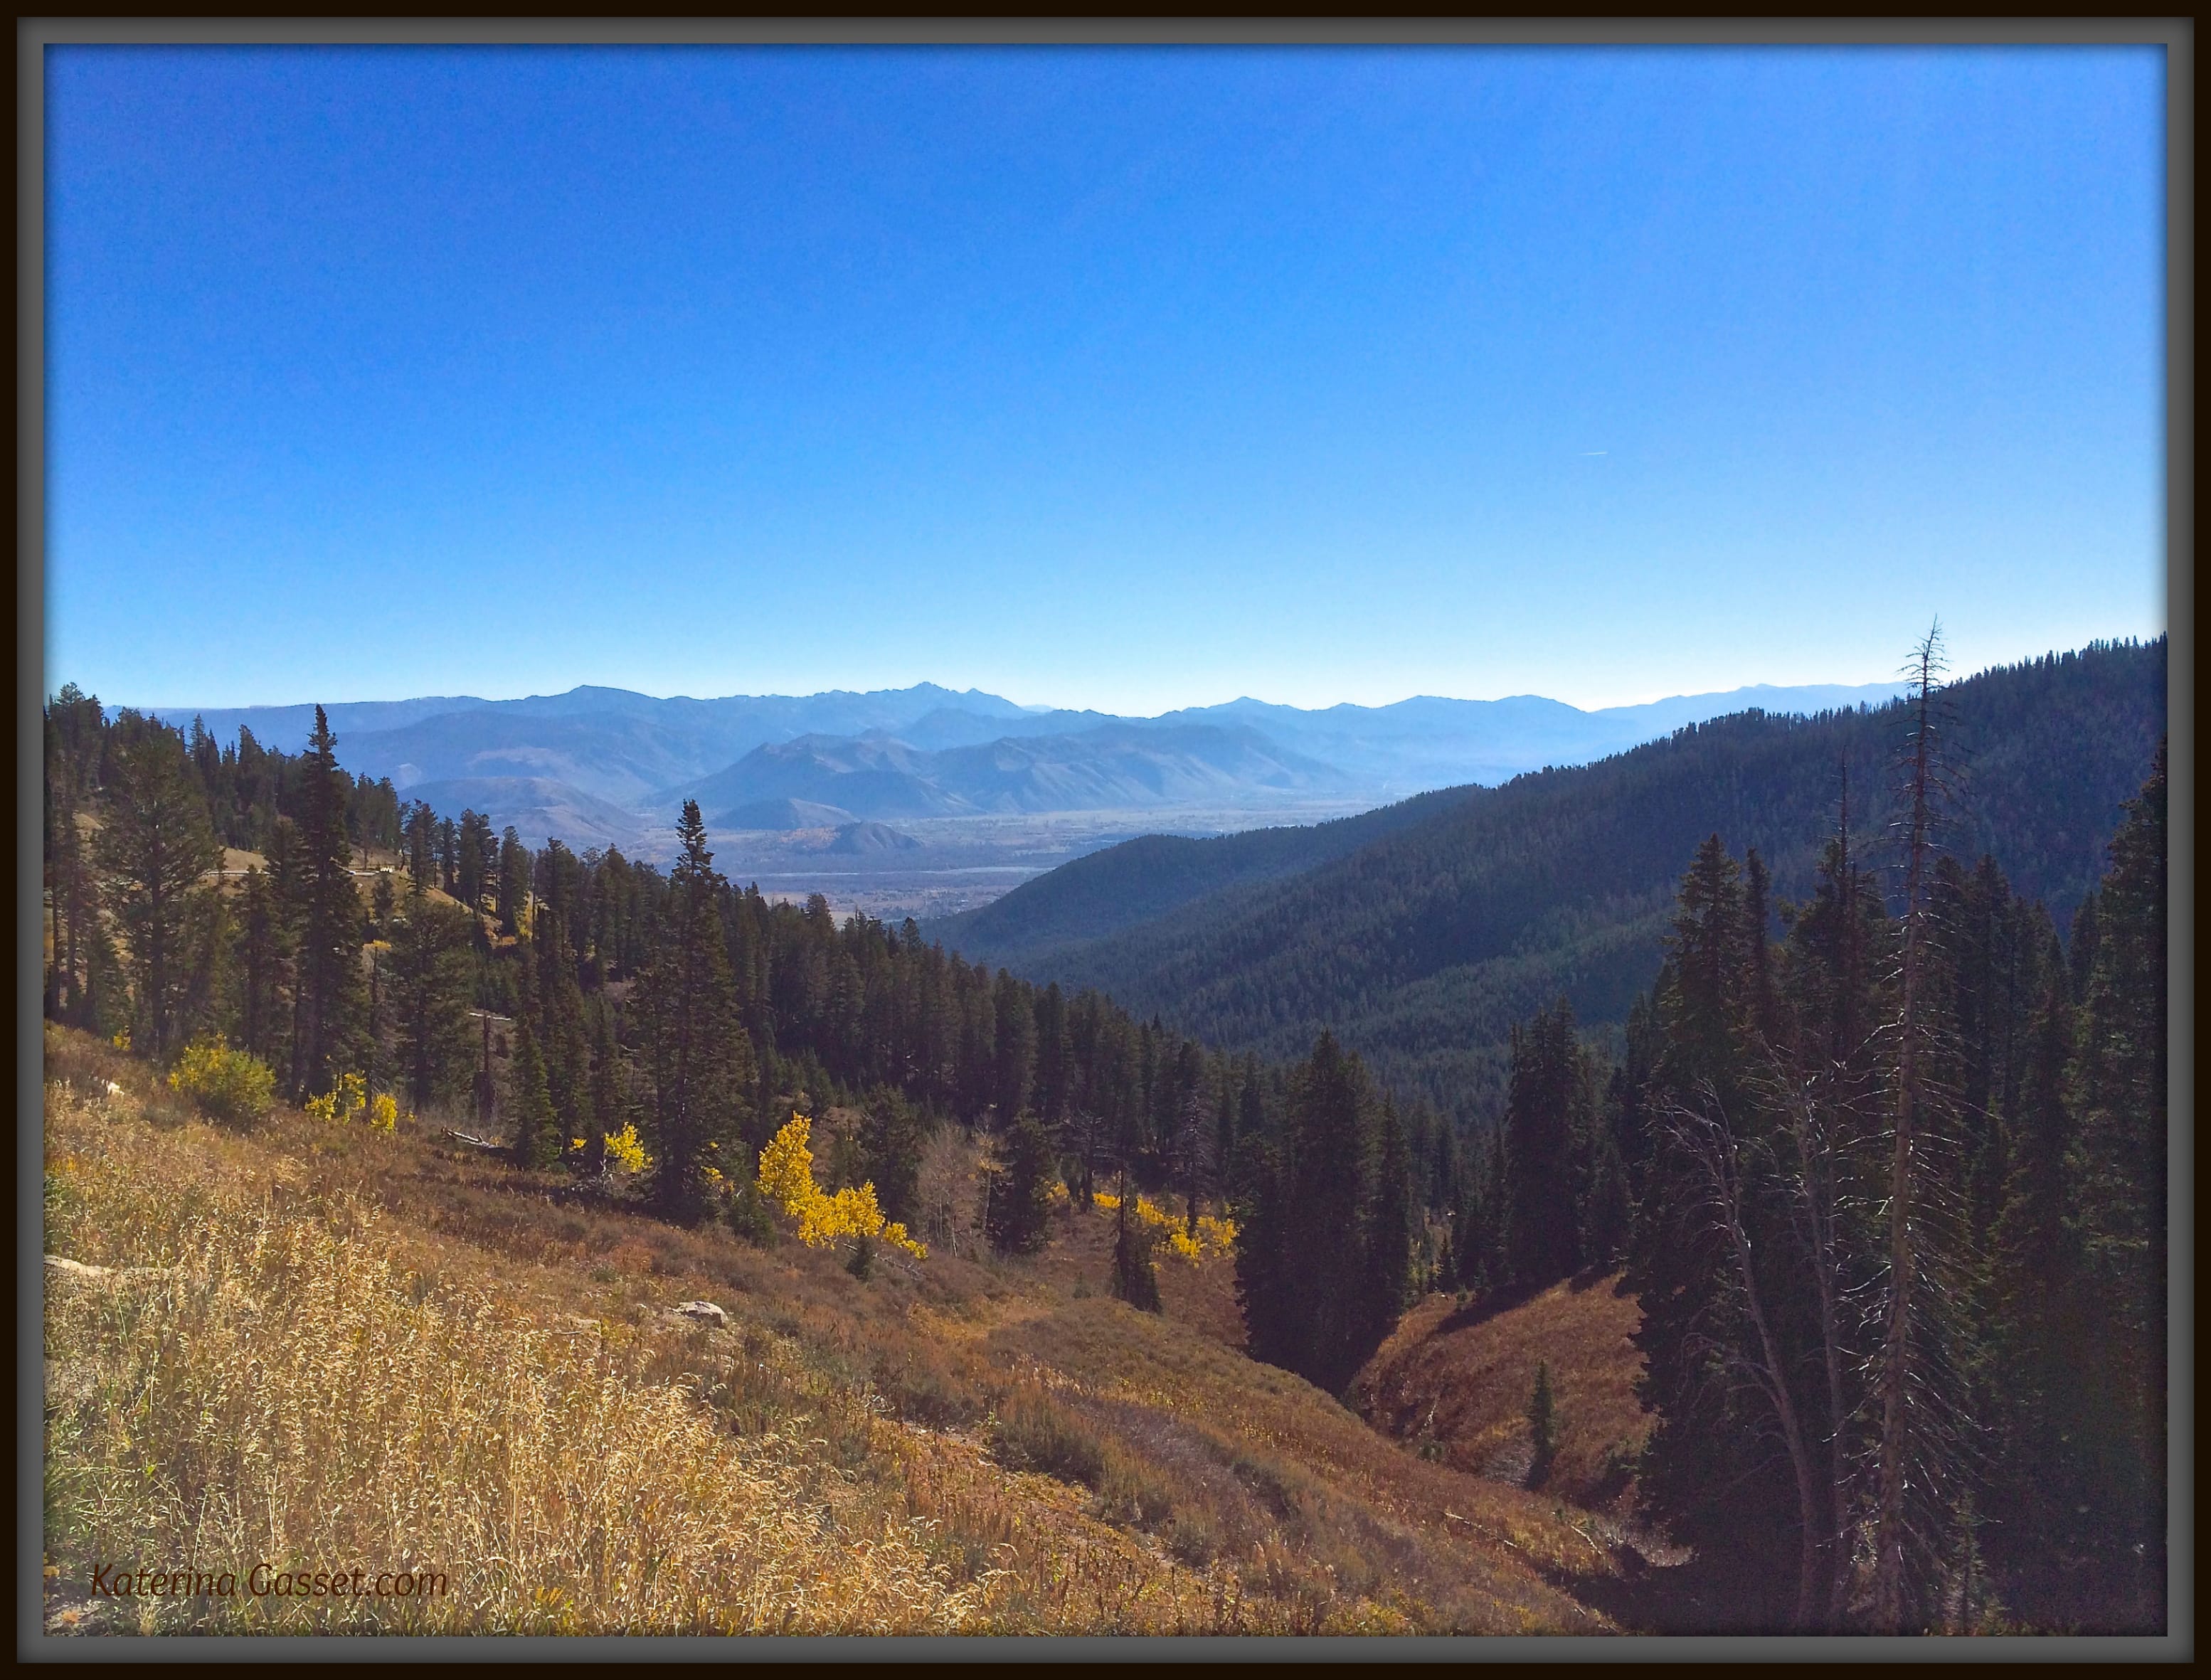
<box><xmin>1352</xmin><ymin>1275</ymin><xmax>1651</xmax><ymax>1516</ymax></box>
<box><xmin>43</xmin><ymin>1025</ymin><xmax>1635</xmax><ymax>1637</ymax></box>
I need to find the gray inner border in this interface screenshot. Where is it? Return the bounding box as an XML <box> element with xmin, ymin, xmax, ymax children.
<box><xmin>17</xmin><ymin>13</ymin><xmax>2193</xmax><ymax>1666</ymax></box>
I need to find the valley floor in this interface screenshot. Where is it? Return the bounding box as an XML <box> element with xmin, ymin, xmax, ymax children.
<box><xmin>42</xmin><ymin>1024</ymin><xmax>1656</xmax><ymax>1640</ymax></box>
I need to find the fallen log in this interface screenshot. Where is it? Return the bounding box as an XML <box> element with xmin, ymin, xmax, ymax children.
<box><xmin>438</xmin><ymin>1127</ymin><xmax>508</xmax><ymax>1153</ymax></box>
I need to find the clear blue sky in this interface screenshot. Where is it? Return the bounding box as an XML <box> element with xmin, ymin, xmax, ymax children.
<box><xmin>46</xmin><ymin>44</ymin><xmax>2165</xmax><ymax>714</ymax></box>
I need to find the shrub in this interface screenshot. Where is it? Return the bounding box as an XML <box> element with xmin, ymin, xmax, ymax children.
<box><xmin>872</xmin><ymin>1351</ymin><xmax>980</xmax><ymax>1430</ymax></box>
<box><xmin>990</xmin><ymin>1388</ymin><xmax>1107</xmax><ymax>1488</ymax></box>
<box><xmin>1166</xmin><ymin>1509</ymin><xmax>1219</xmax><ymax>1566</ymax></box>
<box><xmin>165</xmin><ymin>1040</ymin><xmax>276</xmax><ymax>1127</ymax></box>
<box><xmin>305</xmin><ymin>1071</ymin><xmax>368</xmax><ymax>1126</ymax></box>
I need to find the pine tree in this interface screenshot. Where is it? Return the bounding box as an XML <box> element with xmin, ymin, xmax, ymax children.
<box><xmin>857</xmin><ymin>1085</ymin><xmax>928</xmax><ymax>1226</ymax></box>
<box><xmin>985</xmin><ymin>1110</ymin><xmax>1056</xmax><ymax>1255</ymax></box>
<box><xmin>992</xmin><ymin>967</ymin><xmax>1038</xmax><ymax>1127</ymax></box>
<box><xmin>1233</xmin><ymin>1033</ymin><xmax>1408</xmax><ymax>1392</ymax></box>
<box><xmin>292</xmin><ymin>706</ymin><xmax>368</xmax><ymax>1097</ymax></box>
<box><xmin>506</xmin><ymin>1016</ymin><xmax>561</xmax><ymax>1169</ymax></box>
<box><xmin>1981</xmin><ymin>964</ymin><xmax>2095</xmax><ymax>1619</ymax></box>
<box><xmin>1580</xmin><ymin>1131</ymin><xmax>1631</xmax><ymax>1268</ymax></box>
<box><xmin>1871</xmin><ymin>624</ymin><xmax>1969</xmax><ymax>1634</ymax></box>
<box><xmin>2062</xmin><ymin>738</ymin><xmax>2167</xmax><ymax>1630</ymax></box>
<box><xmin>583</xmin><ymin>999</ymin><xmax>627</xmax><ymax>1177</ymax></box>
<box><xmin>1358</xmin><ymin>1099</ymin><xmax>1416</xmax><ymax>1344</ymax></box>
<box><xmin>1110</xmin><ymin>1168</ymin><xmax>1162</xmax><ymax>1312</ymax></box>
<box><xmin>388</xmin><ymin>885</ymin><xmax>476</xmax><ymax>1115</ymax></box>
<box><xmin>1633</xmin><ymin>822</ymin><xmax>1860</xmax><ymax>1627</ymax></box>
<box><xmin>1527</xmin><ymin>1361</ymin><xmax>1559</xmax><ymax>1489</ymax></box>
<box><xmin>534</xmin><ymin>905</ymin><xmax>591</xmax><ymax>1152</ymax></box>
<box><xmin>497</xmin><ymin>826</ymin><xmax>530</xmax><ymax>936</ymax></box>
<box><xmin>232</xmin><ymin>863</ymin><xmax>290</xmax><ymax>1063</ymax></box>
<box><xmin>1502</xmin><ymin>1001</ymin><xmax>1586</xmax><ymax>1287</ymax></box>
<box><xmin>92</xmin><ymin>728</ymin><xmax>221</xmax><ymax>1057</ymax></box>
<box><xmin>634</xmin><ymin>802</ymin><xmax>755</xmax><ymax>1221</ymax></box>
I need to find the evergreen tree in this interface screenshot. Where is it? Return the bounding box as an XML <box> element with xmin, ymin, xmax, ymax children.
<box><xmin>232</xmin><ymin>863</ymin><xmax>291</xmax><ymax>1064</ymax></box>
<box><xmin>388</xmin><ymin>886</ymin><xmax>477</xmax><ymax>1115</ymax></box>
<box><xmin>1527</xmin><ymin>1361</ymin><xmax>1559</xmax><ymax>1489</ymax></box>
<box><xmin>1034</xmin><ymin>981</ymin><xmax>1071</xmax><ymax>1125</ymax></box>
<box><xmin>1580</xmin><ymin>1132</ymin><xmax>1631</xmax><ymax>1269</ymax></box>
<box><xmin>985</xmin><ymin>1110</ymin><xmax>1056</xmax><ymax>1255</ymax></box>
<box><xmin>1502</xmin><ymin>999</ymin><xmax>1588</xmax><ymax>1287</ymax></box>
<box><xmin>534</xmin><ymin>905</ymin><xmax>591</xmax><ymax>1152</ymax></box>
<box><xmin>583</xmin><ymin>999</ymin><xmax>627</xmax><ymax>1177</ymax></box>
<box><xmin>292</xmin><ymin>706</ymin><xmax>368</xmax><ymax>1097</ymax></box>
<box><xmin>991</xmin><ymin>967</ymin><xmax>1038</xmax><ymax>1125</ymax></box>
<box><xmin>1110</xmin><ymin>1168</ymin><xmax>1162</xmax><ymax>1312</ymax></box>
<box><xmin>497</xmin><ymin>826</ymin><xmax>530</xmax><ymax>937</ymax></box>
<box><xmin>1234</xmin><ymin>1033</ymin><xmax>1409</xmax><ymax>1393</ymax></box>
<box><xmin>1981</xmin><ymin>965</ymin><xmax>2096</xmax><ymax>1619</ymax></box>
<box><xmin>1357</xmin><ymin>1099</ymin><xmax>1416</xmax><ymax>1344</ymax></box>
<box><xmin>857</xmin><ymin>1085</ymin><xmax>928</xmax><ymax>1226</ymax></box>
<box><xmin>506</xmin><ymin>1016</ymin><xmax>561</xmax><ymax>1169</ymax></box>
<box><xmin>1870</xmin><ymin>625</ymin><xmax>1969</xmax><ymax>1635</ymax></box>
<box><xmin>92</xmin><ymin>728</ymin><xmax>221</xmax><ymax>1057</ymax></box>
<box><xmin>1631</xmin><ymin>829</ymin><xmax>1842</xmax><ymax>1627</ymax></box>
<box><xmin>2062</xmin><ymin>738</ymin><xmax>2167</xmax><ymax>1630</ymax></box>
<box><xmin>633</xmin><ymin>802</ymin><xmax>755</xmax><ymax>1221</ymax></box>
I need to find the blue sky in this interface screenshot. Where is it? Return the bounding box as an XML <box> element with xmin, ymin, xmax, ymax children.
<box><xmin>46</xmin><ymin>45</ymin><xmax>2165</xmax><ymax>713</ymax></box>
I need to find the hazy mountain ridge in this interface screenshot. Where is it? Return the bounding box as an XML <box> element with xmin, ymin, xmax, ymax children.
<box><xmin>127</xmin><ymin>678</ymin><xmax>1914</xmax><ymax>860</ymax></box>
<box><xmin>675</xmin><ymin>721</ymin><xmax>1351</xmax><ymax>826</ymax></box>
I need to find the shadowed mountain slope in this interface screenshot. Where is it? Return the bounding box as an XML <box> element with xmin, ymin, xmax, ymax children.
<box><xmin>950</xmin><ymin>640</ymin><xmax>2164</xmax><ymax>1127</ymax></box>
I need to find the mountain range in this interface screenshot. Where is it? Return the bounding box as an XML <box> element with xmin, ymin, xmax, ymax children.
<box><xmin>133</xmin><ymin>677</ymin><xmax>1910</xmax><ymax>852</ymax></box>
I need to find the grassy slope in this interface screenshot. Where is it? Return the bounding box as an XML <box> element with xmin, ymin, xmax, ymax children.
<box><xmin>1353</xmin><ymin>1276</ymin><xmax>1653</xmax><ymax>1520</ymax></box>
<box><xmin>42</xmin><ymin>1025</ymin><xmax>1628</xmax><ymax>1638</ymax></box>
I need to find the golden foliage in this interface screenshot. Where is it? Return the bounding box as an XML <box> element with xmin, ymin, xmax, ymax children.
<box><xmin>758</xmin><ymin>1114</ymin><xmax>925</xmax><ymax>1259</ymax></box>
<box><xmin>1090</xmin><ymin>1191</ymin><xmax>1236</xmax><ymax>1261</ymax></box>
<box><xmin>166</xmin><ymin>1038</ymin><xmax>276</xmax><ymax>1127</ymax></box>
<box><xmin>304</xmin><ymin>1071</ymin><xmax>368</xmax><ymax>1127</ymax></box>
<box><xmin>602</xmin><ymin>1122</ymin><xmax>649</xmax><ymax>1176</ymax></box>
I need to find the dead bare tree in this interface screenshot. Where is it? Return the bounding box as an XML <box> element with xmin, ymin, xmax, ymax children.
<box><xmin>1871</xmin><ymin>622</ymin><xmax>1973</xmax><ymax>1632</ymax></box>
<box><xmin>1663</xmin><ymin>1082</ymin><xmax>1824</xmax><ymax>1630</ymax></box>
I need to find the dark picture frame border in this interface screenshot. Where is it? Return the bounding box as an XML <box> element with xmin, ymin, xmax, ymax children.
<box><xmin>16</xmin><ymin>14</ymin><xmax>2192</xmax><ymax>1664</ymax></box>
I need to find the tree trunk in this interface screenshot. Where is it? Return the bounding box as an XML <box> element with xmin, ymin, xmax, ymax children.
<box><xmin>1873</xmin><ymin>627</ymin><xmax>1943</xmax><ymax>1634</ymax></box>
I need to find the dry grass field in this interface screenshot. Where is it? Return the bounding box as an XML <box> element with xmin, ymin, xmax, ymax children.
<box><xmin>42</xmin><ymin>1024</ymin><xmax>1645</xmax><ymax>1638</ymax></box>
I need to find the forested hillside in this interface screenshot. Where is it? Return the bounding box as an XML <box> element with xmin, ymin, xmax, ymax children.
<box><xmin>1424</xmin><ymin>634</ymin><xmax>2170</xmax><ymax>1632</ymax></box>
<box><xmin>43</xmin><ymin>687</ymin><xmax>1432</xmax><ymax>1407</ymax></box>
<box><xmin>934</xmin><ymin>783</ymin><xmax>1480</xmax><ymax>971</ymax></box>
<box><xmin>975</xmin><ymin>639</ymin><xmax>2164</xmax><ymax>1127</ymax></box>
